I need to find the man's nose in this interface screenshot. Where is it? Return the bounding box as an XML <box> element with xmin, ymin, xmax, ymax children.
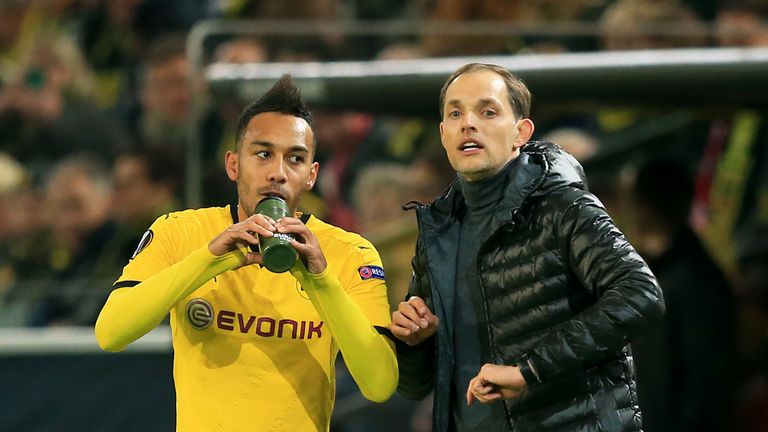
<box><xmin>461</xmin><ymin>112</ymin><xmax>477</xmax><ymax>133</ymax></box>
<box><xmin>267</xmin><ymin>158</ymin><xmax>287</xmax><ymax>183</ymax></box>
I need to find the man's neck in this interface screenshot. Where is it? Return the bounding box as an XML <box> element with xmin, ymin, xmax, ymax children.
<box><xmin>459</xmin><ymin>158</ymin><xmax>518</xmax><ymax>211</ymax></box>
<box><xmin>237</xmin><ymin>204</ymin><xmax>249</xmax><ymax>223</ymax></box>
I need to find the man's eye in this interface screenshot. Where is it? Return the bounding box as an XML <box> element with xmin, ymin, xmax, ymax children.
<box><xmin>255</xmin><ymin>151</ymin><xmax>270</xmax><ymax>159</ymax></box>
<box><xmin>483</xmin><ymin>110</ymin><xmax>496</xmax><ymax>117</ymax></box>
<box><xmin>449</xmin><ymin>110</ymin><xmax>461</xmax><ymax>119</ymax></box>
<box><xmin>288</xmin><ymin>155</ymin><xmax>305</xmax><ymax>164</ymax></box>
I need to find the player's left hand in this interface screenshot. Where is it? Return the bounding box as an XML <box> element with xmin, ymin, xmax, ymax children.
<box><xmin>274</xmin><ymin>217</ymin><xmax>327</xmax><ymax>274</ymax></box>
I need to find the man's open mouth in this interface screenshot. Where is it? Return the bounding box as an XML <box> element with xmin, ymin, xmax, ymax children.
<box><xmin>460</xmin><ymin>139</ymin><xmax>483</xmax><ymax>152</ymax></box>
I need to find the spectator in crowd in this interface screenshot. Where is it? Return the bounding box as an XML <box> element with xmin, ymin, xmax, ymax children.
<box><xmin>30</xmin><ymin>154</ymin><xmax>123</xmax><ymax>326</ymax></box>
<box><xmin>715</xmin><ymin>1</ymin><xmax>768</xmax><ymax>47</ymax></box>
<box><xmin>733</xmin><ymin>224</ymin><xmax>768</xmax><ymax>431</ymax></box>
<box><xmin>212</xmin><ymin>36</ymin><xmax>268</xmax><ymax>65</ymax></box>
<box><xmin>0</xmin><ymin>152</ymin><xmax>47</xmax><ymax>326</ymax></box>
<box><xmin>629</xmin><ymin>159</ymin><xmax>737</xmax><ymax>432</ymax></box>
<box><xmin>0</xmin><ymin>0</ymin><xmax>82</xmax><ymax>85</ymax></box>
<box><xmin>407</xmin><ymin>140</ymin><xmax>459</xmax><ymax>204</ymax></box>
<box><xmin>692</xmin><ymin>4</ymin><xmax>768</xmax><ymax>274</ymax></box>
<box><xmin>130</xmin><ymin>33</ymin><xmax>232</xmax><ymax>206</ymax></box>
<box><xmin>542</xmin><ymin>127</ymin><xmax>600</xmax><ymax>162</ymax></box>
<box><xmin>0</xmin><ymin>0</ymin><xmax>32</xmax><ymax>84</ymax></box>
<box><xmin>313</xmin><ymin>109</ymin><xmax>392</xmax><ymax>230</ymax></box>
<box><xmin>600</xmin><ymin>0</ymin><xmax>708</xmax><ymax>50</ymax></box>
<box><xmin>212</xmin><ymin>0</ymin><xmax>344</xmax><ymax>60</ymax></box>
<box><xmin>0</xmin><ymin>153</ymin><xmax>30</xmax><ymax>244</ymax></box>
<box><xmin>0</xmin><ymin>37</ymin><xmax>128</xmax><ymax>171</ymax></box>
<box><xmin>80</xmin><ymin>0</ymin><xmax>208</xmax><ymax>110</ymax></box>
<box><xmin>112</xmin><ymin>150</ymin><xmax>180</xmax><ymax>230</ymax></box>
<box><xmin>353</xmin><ymin>163</ymin><xmax>413</xmax><ymax>235</ymax></box>
<box><xmin>352</xmin><ymin>163</ymin><xmax>417</xmax><ymax>308</ymax></box>
<box><xmin>79</xmin><ymin>0</ymin><xmax>145</xmax><ymax>110</ymax></box>
<box><xmin>133</xmin><ymin>34</ymin><xmax>191</xmax><ymax>153</ymax></box>
<box><xmin>421</xmin><ymin>0</ymin><xmax>522</xmax><ymax>57</ymax></box>
<box><xmin>111</xmin><ymin>149</ymin><xmax>181</xmax><ymax>258</ymax></box>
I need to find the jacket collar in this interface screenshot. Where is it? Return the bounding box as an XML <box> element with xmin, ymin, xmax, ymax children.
<box><xmin>417</xmin><ymin>143</ymin><xmax>549</xmax><ymax>233</ymax></box>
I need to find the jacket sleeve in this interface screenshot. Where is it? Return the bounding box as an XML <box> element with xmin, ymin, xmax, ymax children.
<box><xmin>395</xmin><ymin>238</ymin><xmax>437</xmax><ymax>400</ymax></box>
<box><xmin>522</xmin><ymin>188</ymin><xmax>664</xmax><ymax>383</ymax></box>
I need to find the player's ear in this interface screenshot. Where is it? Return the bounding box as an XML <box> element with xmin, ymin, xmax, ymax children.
<box><xmin>305</xmin><ymin>162</ymin><xmax>319</xmax><ymax>190</ymax></box>
<box><xmin>225</xmin><ymin>151</ymin><xmax>238</xmax><ymax>181</ymax></box>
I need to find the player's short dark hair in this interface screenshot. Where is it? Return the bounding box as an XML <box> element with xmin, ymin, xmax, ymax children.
<box><xmin>234</xmin><ymin>74</ymin><xmax>314</xmax><ymax>152</ymax></box>
<box><xmin>439</xmin><ymin>63</ymin><xmax>531</xmax><ymax>120</ymax></box>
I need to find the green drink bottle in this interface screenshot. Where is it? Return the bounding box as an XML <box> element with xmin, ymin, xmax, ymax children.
<box><xmin>255</xmin><ymin>196</ymin><xmax>298</xmax><ymax>273</ymax></box>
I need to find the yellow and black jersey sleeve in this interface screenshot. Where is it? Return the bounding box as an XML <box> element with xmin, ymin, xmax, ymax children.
<box><xmin>335</xmin><ymin>236</ymin><xmax>392</xmax><ymax>329</ymax></box>
<box><xmin>114</xmin><ymin>214</ymin><xmax>180</xmax><ymax>288</ymax></box>
<box><xmin>291</xmin><ymin>219</ymin><xmax>397</xmax><ymax>402</ymax></box>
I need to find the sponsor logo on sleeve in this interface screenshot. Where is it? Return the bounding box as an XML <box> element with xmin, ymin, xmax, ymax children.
<box><xmin>186</xmin><ymin>298</ymin><xmax>214</xmax><ymax>329</ymax></box>
<box><xmin>130</xmin><ymin>230</ymin><xmax>154</xmax><ymax>259</ymax></box>
<box><xmin>358</xmin><ymin>265</ymin><xmax>385</xmax><ymax>281</ymax></box>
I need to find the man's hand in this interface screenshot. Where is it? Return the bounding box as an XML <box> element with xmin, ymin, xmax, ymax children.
<box><xmin>274</xmin><ymin>216</ymin><xmax>327</xmax><ymax>274</ymax></box>
<box><xmin>466</xmin><ymin>364</ymin><xmax>527</xmax><ymax>405</ymax></box>
<box><xmin>208</xmin><ymin>214</ymin><xmax>276</xmax><ymax>267</ymax></box>
<box><xmin>391</xmin><ymin>296</ymin><xmax>439</xmax><ymax>346</ymax></box>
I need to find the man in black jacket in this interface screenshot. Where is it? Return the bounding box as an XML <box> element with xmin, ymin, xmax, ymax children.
<box><xmin>390</xmin><ymin>63</ymin><xmax>665</xmax><ymax>431</ymax></box>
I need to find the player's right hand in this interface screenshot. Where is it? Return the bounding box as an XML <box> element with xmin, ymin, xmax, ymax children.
<box><xmin>208</xmin><ymin>214</ymin><xmax>276</xmax><ymax>267</ymax></box>
<box><xmin>391</xmin><ymin>296</ymin><xmax>439</xmax><ymax>346</ymax></box>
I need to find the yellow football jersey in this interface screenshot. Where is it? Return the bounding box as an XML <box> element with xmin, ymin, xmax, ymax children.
<box><xmin>115</xmin><ymin>206</ymin><xmax>391</xmax><ymax>432</ymax></box>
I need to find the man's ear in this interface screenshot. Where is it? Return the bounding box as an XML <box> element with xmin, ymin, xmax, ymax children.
<box><xmin>225</xmin><ymin>151</ymin><xmax>238</xmax><ymax>181</ymax></box>
<box><xmin>515</xmin><ymin>118</ymin><xmax>535</xmax><ymax>147</ymax></box>
<box><xmin>305</xmin><ymin>161</ymin><xmax>319</xmax><ymax>190</ymax></box>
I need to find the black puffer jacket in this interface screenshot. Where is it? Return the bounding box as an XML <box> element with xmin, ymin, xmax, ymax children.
<box><xmin>396</xmin><ymin>142</ymin><xmax>664</xmax><ymax>432</ymax></box>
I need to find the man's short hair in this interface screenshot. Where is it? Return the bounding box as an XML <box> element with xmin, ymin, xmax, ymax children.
<box><xmin>234</xmin><ymin>74</ymin><xmax>314</xmax><ymax>153</ymax></box>
<box><xmin>439</xmin><ymin>63</ymin><xmax>531</xmax><ymax>120</ymax></box>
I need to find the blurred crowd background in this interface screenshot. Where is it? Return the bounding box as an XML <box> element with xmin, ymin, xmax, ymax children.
<box><xmin>1</xmin><ymin>0</ymin><xmax>768</xmax><ymax>430</ymax></box>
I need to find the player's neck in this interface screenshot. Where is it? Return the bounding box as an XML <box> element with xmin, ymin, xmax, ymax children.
<box><xmin>236</xmin><ymin>204</ymin><xmax>249</xmax><ymax>223</ymax></box>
